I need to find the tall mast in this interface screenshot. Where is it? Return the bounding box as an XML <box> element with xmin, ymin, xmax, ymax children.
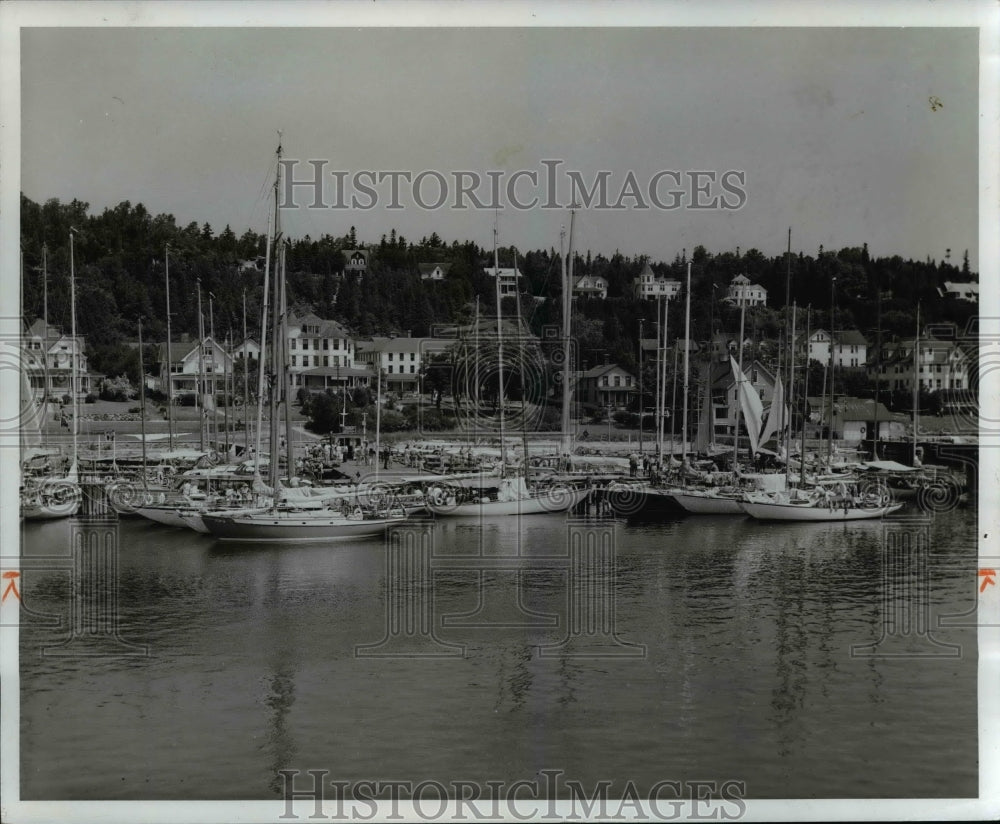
<box><xmin>209</xmin><ymin>291</ymin><xmax>217</xmax><ymax>449</ymax></box>
<box><xmin>559</xmin><ymin>218</ymin><xmax>574</xmax><ymax>456</ymax></box>
<box><xmin>255</xmin><ymin>181</ymin><xmax>275</xmax><ymax>481</ymax></box>
<box><xmin>670</xmin><ymin>346</ymin><xmax>678</xmax><ymax>458</ymax></box>
<box><xmin>69</xmin><ymin>228</ymin><xmax>78</xmax><ymax>474</ymax></box>
<box><xmin>681</xmin><ymin>260</ymin><xmax>691</xmax><ymax>471</ymax></box>
<box><xmin>165</xmin><ymin>244</ymin><xmax>174</xmax><ymax>449</ymax></box>
<box><xmin>42</xmin><ymin>245</ymin><xmax>49</xmax><ymax>413</ymax></box>
<box><xmin>282</xmin><ymin>241</ymin><xmax>294</xmax><ymax>479</ymax></box>
<box><xmin>785</xmin><ymin>302</ymin><xmax>796</xmax><ymax>487</ymax></box>
<box><xmin>783</xmin><ymin>228</ymin><xmax>792</xmax><ymax>451</ymax></box>
<box><xmin>474</xmin><ymin>295</ymin><xmax>480</xmax><ymax>422</ymax></box>
<box><xmin>138</xmin><ymin>317</ymin><xmax>147</xmax><ymax>479</ymax></box>
<box><xmin>654</xmin><ymin>295</ymin><xmax>661</xmax><ymax>458</ymax></box>
<box><xmin>268</xmin><ymin>141</ymin><xmax>284</xmax><ymax>491</ymax></box>
<box><xmin>827</xmin><ymin>276</ymin><xmax>836</xmax><ymax>465</ymax></box>
<box><xmin>872</xmin><ymin>287</ymin><xmax>882</xmax><ymax>459</ymax></box>
<box><xmin>494</xmin><ymin>215</ymin><xmax>505</xmax><ymax>469</ymax></box>
<box><xmin>242</xmin><ymin>288</ymin><xmax>249</xmax><ymax>455</ymax></box>
<box><xmin>800</xmin><ymin>305</ymin><xmax>811</xmax><ymax>485</ymax></box>
<box><xmin>913</xmin><ymin>303</ymin><xmax>920</xmax><ymax>463</ymax></box>
<box><xmin>512</xmin><ymin>245</ymin><xmax>531</xmax><ymax>485</ymax></box>
<box><xmin>734</xmin><ymin>297</ymin><xmax>746</xmax><ymax>471</ymax></box>
<box><xmin>658</xmin><ymin>293</ymin><xmax>668</xmax><ymax>464</ymax></box>
<box><xmin>197</xmin><ymin>279</ymin><xmax>206</xmax><ymax>452</ymax></box>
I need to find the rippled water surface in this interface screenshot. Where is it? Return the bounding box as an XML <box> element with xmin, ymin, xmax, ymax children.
<box><xmin>19</xmin><ymin>508</ymin><xmax>978</xmax><ymax>799</ymax></box>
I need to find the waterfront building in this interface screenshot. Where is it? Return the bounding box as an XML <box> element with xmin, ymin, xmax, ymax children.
<box><xmin>724</xmin><ymin>274</ymin><xmax>767</xmax><ymax>307</ymax></box>
<box><xmin>575</xmin><ymin>363</ymin><xmax>638</xmax><ymax>410</ymax></box>
<box><xmin>483</xmin><ymin>265</ymin><xmax>523</xmax><ymax>297</ymax></box>
<box><xmin>797</xmin><ymin>329</ymin><xmax>869</xmax><ymax>368</ymax></box>
<box><xmin>573</xmin><ymin>275</ymin><xmax>608</xmax><ymax>299</ymax></box>
<box><xmin>870</xmin><ymin>336</ymin><xmax>971</xmax><ymax>393</ymax></box>
<box><xmin>633</xmin><ymin>262</ymin><xmax>681</xmax><ymax>301</ymax></box>
<box><xmin>22</xmin><ymin>318</ymin><xmax>101</xmax><ymax>399</ymax></box>
<box><xmin>355</xmin><ymin>336</ymin><xmax>452</xmax><ymax>395</ymax></box>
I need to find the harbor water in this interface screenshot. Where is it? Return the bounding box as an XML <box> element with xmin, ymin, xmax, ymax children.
<box><xmin>19</xmin><ymin>506</ymin><xmax>978</xmax><ymax>800</ymax></box>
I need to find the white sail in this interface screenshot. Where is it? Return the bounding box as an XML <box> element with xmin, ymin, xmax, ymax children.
<box><xmin>730</xmin><ymin>356</ymin><xmax>764</xmax><ymax>454</ymax></box>
<box><xmin>759</xmin><ymin>372</ymin><xmax>788</xmax><ymax>446</ymax></box>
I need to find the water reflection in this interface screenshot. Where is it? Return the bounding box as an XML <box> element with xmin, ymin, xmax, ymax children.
<box><xmin>19</xmin><ymin>508</ymin><xmax>978</xmax><ymax>799</ymax></box>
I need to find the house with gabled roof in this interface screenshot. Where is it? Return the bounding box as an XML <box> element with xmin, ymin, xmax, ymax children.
<box><xmin>575</xmin><ymin>363</ymin><xmax>637</xmax><ymax>410</ymax></box>
<box><xmin>573</xmin><ymin>275</ymin><xmax>608</xmax><ymax>299</ymax></box>
<box><xmin>418</xmin><ymin>262</ymin><xmax>451</xmax><ymax>281</ymax></box>
<box><xmin>633</xmin><ymin>261</ymin><xmax>681</xmax><ymax>301</ymax></box>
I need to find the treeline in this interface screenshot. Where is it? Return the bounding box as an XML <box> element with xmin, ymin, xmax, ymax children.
<box><xmin>20</xmin><ymin>194</ymin><xmax>978</xmax><ymax>383</ymax></box>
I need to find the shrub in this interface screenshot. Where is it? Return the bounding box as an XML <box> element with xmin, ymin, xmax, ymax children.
<box><xmin>84</xmin><ymin>393</ymin><xmax>97</xmax><ymax>404</ymax></box>
<box><xmin>61</xmin><ymin>394</ymin><xmax>71</xmax><ymax>405</ymax></box>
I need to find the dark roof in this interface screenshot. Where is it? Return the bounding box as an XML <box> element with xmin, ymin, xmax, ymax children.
<box><xmin>580</xmin><ymin>363</ymin><xmax>636</xmax><ymax>380</ymax></box>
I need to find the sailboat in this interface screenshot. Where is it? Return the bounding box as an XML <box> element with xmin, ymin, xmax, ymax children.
<box><xmin>425</xmin><ymin>219</ymin><xmax>587</xmax><ymax>518</ymax></box>
<box><xmin>23</xmin><ymin>233</ymin><xmax>82</xmax><ymax>520</ymax></box>
<box><xmin>201</xmin><ymin>139</ymin><xmax>410</xmax><ymax>543</ymax></box>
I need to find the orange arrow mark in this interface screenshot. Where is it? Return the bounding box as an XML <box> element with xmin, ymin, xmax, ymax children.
<box><xmin>2</xmin><ymin>570</ymin><xmax>21</xmax><ymax>603</ymax></box>
<box><xmin>979</xmin><ymin>568</ymin><xmax>996</xmax><ymax>593</ymax></box>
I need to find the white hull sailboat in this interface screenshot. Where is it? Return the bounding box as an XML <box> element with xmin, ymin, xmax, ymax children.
<box><xmin>740</xmin><ymin>499</ymin><xmax>902</xmax><ymax>521</ymax></box>
<box><xmin>426</xmin><ymin>479</ymin><xmax>588</xmax><ymax>517</ymax></box>
<box><xmin>201</xmin><ymin>509</ymin><xmax>407</xmax><ymax>542</ymax></box>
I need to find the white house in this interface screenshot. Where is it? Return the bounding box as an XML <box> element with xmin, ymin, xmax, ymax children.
<box><xmin>633</xmin><ymin>262</ymin><xmax>681</xmax><ymax>301</ymax></box>
<box><xmin>483</xmin><ymin>266</ymin><xmax>523</xmax><ymax>297</ymax></box>
<box><xmin>797</xmin><ymin>329</ymin><xmax>868</xmax><ymax>369</ymax></box>
<box><xmin>575</xmin><ymin>363</ymin><xmax>638</xmax><ymax>410</ymax></box>
<box><xmin>939</xmin><ymin>281</ymin><xmax>979</xmax><ymax>302</ymax></box>
<box><xmin>355</xmin><ymin>336</ymin><xmax>453</xmax><ymax>394</ymax></box>
<box><xmin>22</xmin><ymin>318</ymin><xmax>100</xmax><ymax>399</ymax></box>
<box><xmin>573</xmin><ymin>275</ymin><xmax>608</xmax><ymax>299</ymax></box>
<box><xmin>286</xmin><ymin>309</ymin><xmax>356</xmax><ymax>386</ymax></box>
<box><xmin>418</xmin><ymin>262</ymin><xmax>451</xmax><ymax>281</ymax></box>
<box><xmin>160</xmin><ymin>336</ymin><xmax>233</xmax><ymax>399</ymax></box>
<box><xmin>725</xmin><ymin>274</ymin><xmax>767</xmax><ymax>307</ymax></box>
<box><xmin>870</xmin><ymin>337</ymin><xmax>971</xmax><ymax>393</ymax></box>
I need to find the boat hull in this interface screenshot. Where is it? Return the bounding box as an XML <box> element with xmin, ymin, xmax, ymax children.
<box><xmin>202</xmin><ymin>512</ymin><xmax>405</xmax><ymax>542</ymax></box>
<box><xmin>673</xmin><ymin>491</ymin><xmax>744</xmax><ymax>515</ymax></box>
<box><xmin>602</xmin><ymin>485</ymin><xmax>685</xmax><ymax>518</ymax></box>
<box><xmin>740</xmin><ymin>501</ymin><xmax>903</xmax><ymax>521</ymax></box>
<box><xmin>22</xmin><ymin>500</ymin><xmax>80</xmax><ymax>520</ymax></box>
<box><xmin>133</xmin><ymin>505</ymin><xmax>192</xmax><ymax>529</ymax></box>
<box><xmin>426</xmin><ymin>487</ymin><xmax>587</xmax><ymax>517</ymax></box>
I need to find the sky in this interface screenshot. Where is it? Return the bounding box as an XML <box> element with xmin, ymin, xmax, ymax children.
<box><xmin>19</xmin><ymin>23</ymin><xmax>981</xmax><ymax>269</ymax></box>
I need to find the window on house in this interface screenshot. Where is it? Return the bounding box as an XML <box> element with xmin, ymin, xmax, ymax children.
<box><xmin>614</xmin><ymin>376</ymin><xmax>621</xmax><ymax>387</ymax></box>
<box><xmin>410</xmin><ymin>365</ymin><xmax>415</xmax><ymax>373</ymax></box>
<box><xmin>290</xmin><ymin>355</ymin><xmax>296</xmax><ymax>366</ymax></box>
<box><xmin>334</xmin><ymin>339</ymin><xmax>340</xmax><ymax>350</ymax></box>
<box><xmin>388</xmin><ymin>366</ymin><xmax>393</xmax><ymax>374</ymax></box>
<box><xmin>323</xmin><ymin>356</ymin><xmax>329</xmax><ymax>367</ymax></box>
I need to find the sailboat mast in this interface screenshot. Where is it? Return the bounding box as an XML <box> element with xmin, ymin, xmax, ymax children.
<box><xmin>165</xmin><ymin>244</ymin><xmax>174</xmax><ymax>450</ymax></box>
<box><xmin>512</xmin><ymin>245</ymin><xmax>531</xmax><ymax>485</ymax></box>
<box><xmin>654</xmin><ymin>295</ymin><xmax>661</xmax><ymax>459</ymax></box>
<box><xmin>282</xmin><ymin>242</ymin><xmax>295</xmax><ymax>480</ymax></box>
<box><xmin>268</xmin><ymin>175</ymin><xmax>283</xmax><ymax>491</ymax></box>
<box><xmin>138</xmin><ymin>317</ymin><xmax>147</xmax><ymax>478</ymax></box>
<box><xmin>913</xmin><ymin>303</ymin><xmax>920</xmax><ymax>463</ymax></box>
<box><xmin>560</xmin><ymin>216</ymin><xmax>574</xmax><ymax>456</ymax></box>
<box><xmin>658</xmin><ymin>294</ymin><xmax>668</xmax><ymax>464</ymax></box>
<box><xmin>800</xmin><ymin>305</ymin><xmax>811</xmax><ymax>485</ymax></box>
<box><xmin>785</xmin><ymin>302</ymin><xmax>796</xmax><ymax>487</ymax></box>
<box><xmin>42</xmin><ymin>245</ymin><xmax>49</xmax><ymax>414</ymax></box>
<box><xmin>494</xmin><ymin>218</ymin><xmax>505</xmax><ymax>469</ymax></box>
<box><xmin>681</xmin><ymin>261</ymin><xmax>691</xmax><ymax>469</ymax></box>
<box><xmin>197</xmin><ymin>280</ymin><xmax>206</xmax><ymax>452</ymax></box>
<box><xmin>474</xmin><ymin>295</ymin><xmax>480</xmax><ymax>421</ymax></box>
<box><xmin>734</xmin><ymin>298</ymin><xmax>746</xmax><ymax>470</ymax></box>
<box><xmin>827</xmin><ymin>276</ymin><xmax>837</xmax><ymax>465</ymax></box>
<box><xmin>69</xmin><ymin>229</ymin><xmax>78</xmax><ymax>473</ymax></box>
<box><xmin>242</xmin><ymin>288</ymin><xmax>249</xmax><ymax>455</ymax></box>
<box><xmin>209</xmin><ymin>292</ymin><xmax>217</xmax><ymax>449</ymax></box>
<box><xmin>255</xmin><ymin>187</ymin><xmax>275</xmax><ymax>480</ymax></box>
